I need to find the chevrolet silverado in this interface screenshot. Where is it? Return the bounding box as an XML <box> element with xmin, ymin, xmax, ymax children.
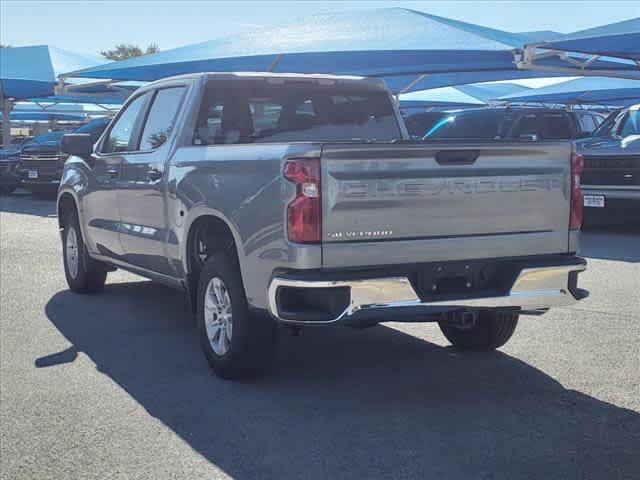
<box><xmin>57</xmin><ymin>72</ymin><xmax>588</xmax><ymax>379</ymax></box>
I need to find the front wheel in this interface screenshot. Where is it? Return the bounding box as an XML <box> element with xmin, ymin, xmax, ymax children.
<box><xmin>62</xmin><ymin>210</ymin><xmax>107</xmax><ymax>293</ymax></box>
<box><xmin>197</xmin><ymin>253</ymin><xmax>276</xmax><ymax>380</ymax></box>
<box><xmin>438</xmin><ymin>310</ymin><xmax>519</xmax><ymax>350</ymax></box>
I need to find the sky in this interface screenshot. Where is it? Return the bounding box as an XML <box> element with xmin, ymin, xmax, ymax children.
<box><xmin>2</xmin><ymin>0</ymin><xmax>639</xmax><ymax>55</ymax></box>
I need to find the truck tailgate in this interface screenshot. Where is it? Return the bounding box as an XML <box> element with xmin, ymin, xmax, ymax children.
<box><xmin>321</xmin><ymin>142</ymin><xmax>571</xmax><ymax>268</ymax></box>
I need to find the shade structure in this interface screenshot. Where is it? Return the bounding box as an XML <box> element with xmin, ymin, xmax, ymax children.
<box><xmin>0</xmin><ymin>45</ymin><xmax>103</xmax><ymax>146</ymax></box>
<box><xmin>27</xmin><ymin>94</ymin><xmax>127</xmax><ymax>105</ymax></box>
<box><xmin>517</xmin><ymin>18</ymin><xmax>640</xmax><ymax>78</ymax></box>
<box><xmin>400</xmin><ymin>82</ymin><xmax>531</xmax><ymax>108</ymax></box>
<box><xmin>67</xmin><ymin>8</ymin><xmax>534</xmax><ymax>84</ymax></box>
<box><xmin>0</xmin><ymin>45</ymin><xmax>102</xmax><ymax>99</ymax></box>
<box><xmin>14</xmin><ymin>102</ymin><xmax>114</xmax><ymax>115</ymax></box>
<box><xmin>498</xmin><ymin>77</ymin><xmax>640</xmax><ymax>106</ymax></box>
<box><xmin>10</xmin><ymin>111</ymin><xmax>85</xmax><ymax>122</ymax></box>
<box><xmin>383</xmin><ymin>69</ymin><xmax>560</xmax><ymax>93</ymax></box>
<box><xmin>537</xmin><ymin>18</ymin><xmax>640</xmax><ymax>61</ymax></box>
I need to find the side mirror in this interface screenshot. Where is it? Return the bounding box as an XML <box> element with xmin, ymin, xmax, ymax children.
<box><xmin>518</xmin><ymin>133</ymin><xmax>539</xmax><ymax>142</ymax></box>
<box><xmin>61</xmin><ymin>134</ymin><xmax>93</xmax><ymax>158</ymax></box>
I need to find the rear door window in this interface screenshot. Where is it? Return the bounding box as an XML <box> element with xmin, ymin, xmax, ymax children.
<box><xmin>193</xmin><ymin>83</ymin><xmax>400</xmax><ymax>145</ymax></box>
<box><xmin>578</xmin><ymin>113</ymin><xmax>596</xmax><ymax>133</ymax></box>
<box><xmin>139</xmin><ymin>87</ymin><xmax>186</xmax><ymax>151</ymax></box>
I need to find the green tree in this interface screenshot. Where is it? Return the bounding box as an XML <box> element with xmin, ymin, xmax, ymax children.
<box><xmin>99</xmin><ymin>43</ymin><xmax>159</xmax><ymax>61</ymax></box>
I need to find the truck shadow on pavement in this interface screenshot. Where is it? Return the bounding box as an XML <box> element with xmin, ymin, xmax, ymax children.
<box><xmin>0</xmin><ymin>190</ymin><xmax>57</xmax><ymax>218</ymax></box>
<box><xmin>581</xmin><ymin>226</ymin><xmax>640</xmax><ymax>263</ymax></box>
<box><xmin>40</xmin><ymin>281</ymin><xmax>639</xmax><ymax>480</ymax></box>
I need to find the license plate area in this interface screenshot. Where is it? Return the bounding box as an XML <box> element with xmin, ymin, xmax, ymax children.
<box><xmin>413</xmin><ymin>260</ymin><xmax>516</xmax><ymax>301</ymax></box>
<box><xmin>28</xmin><ymin>170</ymin><xmax>38</xmax><ymax>179</ymax></box>
<box><xmin>584</xmin><ymin>194</ymin><xmax>605</xmax><ymax>208</ymax></box>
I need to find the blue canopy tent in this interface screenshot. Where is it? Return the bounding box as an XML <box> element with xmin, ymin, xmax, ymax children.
<box><xmin>546</xmin><ymin>18</ymin><xmax>640</xmax><ymax>60</ymax></box>
<box><xmin>10</xmin><ymin>111</ymin><xmax>85</xmax><ymax>122</ymax></box>
<box><xmin>498</xmin><ymin>77</ymin><xmax>640</xmax><ymax>106</ymax></box>
<box><xmin>67</xmin><ymin>7</ymin><xmax>587</xmax><ymax>96</ymax></box>
<box><xmin>399</xmin><ymin>82</ymin><xmax>531</xmax><ymax>110</ymax></box>
<box><xmin>66</xmin><ymin>8</ymin><xmax>529</xmax><ymax>83</ymax></box>
<box><xmin>0</xmin><ymin>45</ymin><xmax>102</xmax><ymax>145</ymax></box>
<box><xmin>67</xmin><ymin>8</ymin><xmax>639</xmax><ymax>95</ymax></box>
<box><xmin>14</xmin><ymin>101</ymin><xmax>114</xmax><ymax>116</ymax></box>
<box><xmin>517</xmin><ymin>18</ymin><xmax>640</xmax><ymax>78</ymax></box>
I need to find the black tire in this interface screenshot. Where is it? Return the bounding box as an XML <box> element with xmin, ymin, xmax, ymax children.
<box><xmin>62</xmin><ymin>208</ymin><xmax>107</xmax><ymax>293</ymax></box>
<box><xmin>438</xmin><ymin>310</ymin><xmax>519</xmax><ymax>350</ymax></box>
<box><xmin>0</xmin><ymin>185</ymin><xmax>17</xmax><ymax>195</ymax></box>
<box><xmin>197</xmin><ymin>252</ymin><xmax>276</xmax><ymax>380</ymax></box>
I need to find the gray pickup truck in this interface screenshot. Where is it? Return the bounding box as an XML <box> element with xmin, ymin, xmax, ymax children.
<box><xmin>57</xmin><ymin>72</ymin><xmax>587</xmax><ymax>379</ymax></box>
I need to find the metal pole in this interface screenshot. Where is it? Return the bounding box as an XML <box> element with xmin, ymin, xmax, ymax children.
<box><xmin>0</xmin><ymin>82</ymin><xmax>15</xmax><ymax>148</ymax></box>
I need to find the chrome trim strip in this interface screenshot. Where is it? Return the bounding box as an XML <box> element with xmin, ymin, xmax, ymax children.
<box><xmin>267</xmin><ymin>263</ymin><xmax>586</xmax><ymax>324</ymax></box>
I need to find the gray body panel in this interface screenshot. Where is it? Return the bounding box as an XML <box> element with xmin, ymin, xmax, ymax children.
<box><xmin>321</xmin><ymin>142</ymin><xmax>572</xmax><ymax>268</ymax></box>
<box><xmin>58</xmin><ymin>72</ymin><xmax>578</xmax><ymax>313</ymax></box>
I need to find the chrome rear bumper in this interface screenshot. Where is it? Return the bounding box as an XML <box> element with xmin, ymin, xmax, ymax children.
<box><xmin>267</xmin><ymin>261</ymin><xmax>587</xmax><ymax>325</ymax></box>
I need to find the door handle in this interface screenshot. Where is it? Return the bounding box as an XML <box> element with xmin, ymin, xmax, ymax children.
<box><xmin>147</xmin><ymin>168</ymin><xmax>163</xmax><ymax>181</ymax></box>
<box><xmin>435</xmin><ymin>150</ymin><xmax>480</xmax><ymax>165</ymax></box>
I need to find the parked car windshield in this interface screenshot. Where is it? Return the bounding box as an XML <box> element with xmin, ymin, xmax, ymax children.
<box><xmin>619</xmin><ymin>109</ymin><xmax>640</xmax><ymax>137</ymax></box>
<box><xmin>423</xmin><ymin>110</ymin><xmax>505</xmax><ymax>139</ymax></box>
<box><xmin>194</xmin><ymin>83</ymin><xmax>401</xmax><ymax>144</ymax></box>
<box><xmin>592</xmin><ymin>110</ymin><xmax>621</xmax><ymax>137</ymax></box>
<box><xmin>403</xmin><ymin>112</ymin><xmax>447</xmax><ymax>138</ymax></box>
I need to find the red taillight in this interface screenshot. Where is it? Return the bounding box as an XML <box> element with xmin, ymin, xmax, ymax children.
<box><xmin>570</xmin><ymin>152</ymin><xmax>584</xmax><ymax>230</ymax></box>
<box><xmin>284</xmin><ymin>158</ymin><xmax>321</xmax><ymax>243</ymax></box>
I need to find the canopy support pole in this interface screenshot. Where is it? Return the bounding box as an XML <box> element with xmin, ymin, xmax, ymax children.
<box><xmin>267</xmin><ymin>54</ymin><xmax>283</xmax><ymax>72</ymax></box>
<box><xmin>0</xmin><ymin>83</ymin><xmax>15</xmax><ymax>148</ymax></box>
<box><xmin>515</xmin><ymin>46</ymin><xmax>640</xmax><ymax>79</ymax></box>
<box><xmin>397</xmin><ymin>74</ymin><xmax>427</xmax><ymax>95</ymax></box>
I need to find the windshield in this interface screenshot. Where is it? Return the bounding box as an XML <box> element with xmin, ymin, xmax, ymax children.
<box><xmin>592</xmin><ymin>110</ymin><xmax>621</xmax><ymax>137</ymax></box>
<box><xmin>194</xmin><ymin>83</ymin><xmax>401</xmax><ymax>145</ymax></box>
<box><xmin>423</xmin><ymin>110</ymin><xmax>505</xmax><ymax>139</ymax></box>
<box><xmin>619</xmin><ymin>109</ymin><xmax>640</xmax><ymax>137</ymax></box>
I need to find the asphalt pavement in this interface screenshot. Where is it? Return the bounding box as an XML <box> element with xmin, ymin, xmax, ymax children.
<box><xmin>1</xmin><ymin>191</ymin><xmax>639</xmax><ymax>480</ymax></box>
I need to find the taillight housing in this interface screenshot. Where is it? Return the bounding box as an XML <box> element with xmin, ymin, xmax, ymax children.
<box><xmin>570</xmin><ymin>152</ymin><xmax>584</xmax><ymax>230</ymax></box>
<box><xmin>284</xmin><ymin>158</ymin><xmax>321</xmax><ymax>243</ymax></box>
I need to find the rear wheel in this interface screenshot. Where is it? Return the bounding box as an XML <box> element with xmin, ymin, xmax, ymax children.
<box><xmin>438</xmin><ymin>310</ymin><xmax>519</xmax><ymax>350</ymax></box>
<box><xmin>0</xmin><ymin>185</ymin><xmax>17</xmax><ymax>195</ymax></box>
<box><xmin>197</xmin><ymin>253</ymin><xmax>276</xmax><ymax>379</ymax></box>
<box><xmin>62</xmin><ymin>209</ymin><xmax>107</xmax><ymax>293</ymax></box>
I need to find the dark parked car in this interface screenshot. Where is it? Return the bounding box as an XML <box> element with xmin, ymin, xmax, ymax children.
<box><xmin>422</xmin><ymin>107</ymin><xmax>605</xmax><ymax>141</ymax></box>
<box><xmin>17</xmin><ymin>117</ymin><xmax>110</xmax><ymax>194</ymax></box>
<box><xmin>403</xmin><ymin>111</ymin><xmax>448</xmax><ymax>138</ymax></box>
<box><xmin>577</xmin><ymin>104</ymin><xmax>640</xmax><ymax>226</ymax></box>
<box><xmin>0</xmin><ymin>136</ymin><xmax>33</xmax><ymax>195</ymax></box>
